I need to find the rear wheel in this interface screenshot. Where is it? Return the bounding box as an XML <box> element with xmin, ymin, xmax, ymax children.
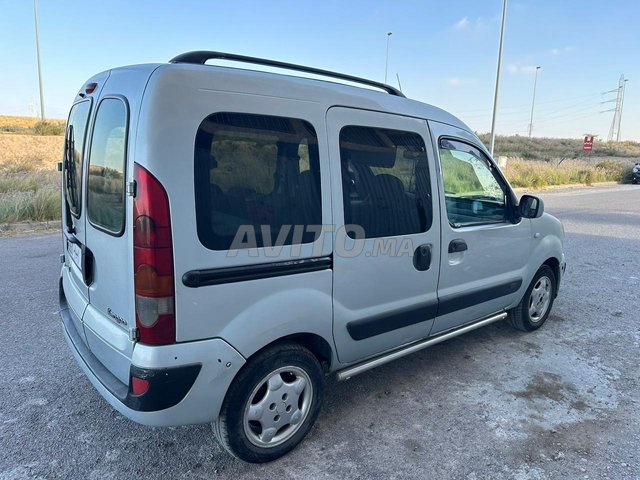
<box><xmin>213</xmin><ymin>342</ymin><xmax>324</xmax><ymax>463</ymax></box>
<box><xmin>508</xmin><ymin>265</ymin><xmax>556</xmax><ymax>332</ymax></box>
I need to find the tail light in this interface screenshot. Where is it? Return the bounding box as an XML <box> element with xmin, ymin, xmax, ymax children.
<box><xmin>133</xmin><ymin>163</ymin><xmax>175</xmax><ymax>345</ymax></box>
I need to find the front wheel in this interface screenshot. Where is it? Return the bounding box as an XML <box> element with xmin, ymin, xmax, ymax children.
<box><xmin>508</xmin><ymin>265</ymin><xmax>556</xmax><ymax>331</ymax></box>
<box><xmin>213</xmin><ymin>342</ymin><xmax>324</xmax><ymax>463</ymax></box>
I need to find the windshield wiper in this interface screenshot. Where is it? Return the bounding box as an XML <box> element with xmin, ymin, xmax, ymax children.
<box><xmin>64</xmin><ymin>125</ymin><xmax>78</xmax><ymax>233</ymax></box>
<box><xmin>65</xmin><ymin>125</ymin><xmax>78</xmax><ymax>208</ymax></box>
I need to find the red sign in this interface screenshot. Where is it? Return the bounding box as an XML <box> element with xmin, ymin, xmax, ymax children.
<box><xmin>583</xmin><ymin>136</ymin><xmax>594</xmax><ymax>152</ymax></box>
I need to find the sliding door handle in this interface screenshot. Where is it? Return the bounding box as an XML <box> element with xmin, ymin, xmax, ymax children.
<box><xmin>413</xmin><ymin>244</ymin><xmax>432</xmax><ymax>271</ymax></box>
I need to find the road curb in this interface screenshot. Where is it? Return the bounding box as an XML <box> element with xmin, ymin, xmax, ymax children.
<box><xmin>0</xmin><ymin>220</ymin><xmax>60</xmax><ymax>237</ymax></box>
<box><xmin>513</xmin><ymin>181</ymin><xmax>621</xmax><ymax>194</ymax></box>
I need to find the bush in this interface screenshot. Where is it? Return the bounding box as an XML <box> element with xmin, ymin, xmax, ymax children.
<box><xmin>0</xmin><ymin>168</ymin><xmax>60</xmax><ymax>224</ymax></box>
<box><xmin>0</xmin><ymin>157</ymin><xmax>39</xmax><ymax>174</ymax></box>
<box><xmin>33</xmin><ymin>121</ymin><xmax>64</xmax><ymax>136</ymax></box>
<box><xmin>502</xmin><ymin>158</ymin><xmax>633</xmax><ymax>188</ymax></box>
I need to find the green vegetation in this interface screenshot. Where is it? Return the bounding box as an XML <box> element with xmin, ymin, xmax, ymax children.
<box><xmin>0</xmin><ymin>158</ymin><xmax>59</xmax><ymax>224</ymax></box>
<box><xmin>504</xmin><ymin>158</ymin><xmax>632</xmax><ymax>188</ymax></box>
<box><xmin>0</xmin><ymin>116</ymin><xmax>65</xmax><ymax>135</ymax></box>
<box><xmin>440</xmin><ymin>149</ymin><xmax>483</xmax><ymax>194</ymax></box>
<box><xmin>33</xmin><ymin>120</ymin><xmax>65</xmax><ymax>136</ymax></box>
<box><xmin>478</xmin><ymin>134</ymin><xmax>640</xmax><ymax>160</ymax></box>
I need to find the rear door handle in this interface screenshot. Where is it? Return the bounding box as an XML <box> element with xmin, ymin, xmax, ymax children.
<box><xmin>448</xmin><ymin>239</ymin><xmax>468</xmax><ymax>253</ymax></box>
<box><xmin>413</xmin><ymin>244</ymin><xmax>432</xmax><ymax>271</ymax></box>
<box><xmin>63</xmin><ymin>228</ymin><xmax>80</xmax><ymax>245</ymax></box>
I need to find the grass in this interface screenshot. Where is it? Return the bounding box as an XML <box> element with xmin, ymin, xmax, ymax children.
<box><xmin>0</xmin><ymin>115</ymin><xmax>65</xmax><ymax>135</ymax></box>
<box><xmin>0</xmin><ymin>130</ymin><xmax>64</xmax><ymax>224</ymax></box>
<box><xmin>0</xmin><ymin>155</ymin><xmax>60</xmax><ymax>224</ymax></box>
<box><xmin>503</xmin><ymin>158</ymin><xmax>633</xmax><ymax>188</ymax></box>
<box><xmin>478</xmin><ymin>133</ymin><xmax>640</xmax><ymax>160</ymax></box>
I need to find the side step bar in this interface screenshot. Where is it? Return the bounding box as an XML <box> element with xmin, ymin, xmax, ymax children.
<box><xmin>336</xmin><ymin>312</ymin><xmax>507</xmax><ymax>381</ymax></box>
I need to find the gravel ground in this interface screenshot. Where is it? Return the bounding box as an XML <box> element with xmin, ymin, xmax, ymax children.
<box><xmin>1</xmin><ymin>184</ymin><xmax>638</xmax><ymax>480</ymax></box>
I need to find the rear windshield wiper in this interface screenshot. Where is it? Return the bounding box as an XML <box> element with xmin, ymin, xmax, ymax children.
<box><xmin>64</xmin><ymin>125</ymin><xmax>78</xmax><ymax>209</ymax></box>
<box><xmin>63</xmin><ymin>125</ymin><xmax>78</xmax><ymax>234</ymax></box>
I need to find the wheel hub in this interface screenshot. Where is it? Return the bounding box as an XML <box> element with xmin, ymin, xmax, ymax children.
<box><xmin>243</xmin><ymin>366</ymin><xmax>313</xmax><ymax>448</ymax></box>
<box><xmin>529</xmin><ymin>275</ymin><xmax>552</xmax><ymax>322</ymax></box>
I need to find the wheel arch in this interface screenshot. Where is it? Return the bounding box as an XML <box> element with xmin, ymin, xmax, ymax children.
<box><xmin>244</xmin><ymin>333</ymin><xmax>335</xmax><ymax>373</ymax></box>
<box><xmin>542</xmin><ymin>257</ymin><xmax>561</xmax><ymax>295</ymax></box>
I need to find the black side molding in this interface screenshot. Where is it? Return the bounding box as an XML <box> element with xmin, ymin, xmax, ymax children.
<box><xmin>347</xmin><ymin>301</ymin><xmax>438</xmax><ymax>341</ymax></box>
<box><xmin>345</xmin><ymin>278</ymin><xmax>523</xmax><ymax>341</ymax></box>
<box><xmin>438</xmin><ymin>279</ymin><xmax>522</xmax><ymax>316</ymax></box>
<box><xmin>182</xmin><ymin>255</ymin><xmax>333</xmax><ymax>288</ymax></box>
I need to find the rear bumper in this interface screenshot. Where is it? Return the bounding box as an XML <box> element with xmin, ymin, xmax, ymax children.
<box><xmin>60</xmin><ymin>287</ymin><xmax>245</xmax><ymax>426</ymax></box>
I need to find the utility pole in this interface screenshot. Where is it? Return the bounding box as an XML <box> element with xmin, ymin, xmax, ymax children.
<box><xmin>33</xmin><ymin>0</ymin><xmax>45</xmax><ymax>120</ymax></box>
<box><xmin>617</xmin><ymin>78</ymin><xmax>628</xmax><ymax>141</ymax></box>
<box><xmin>384</xmin><ymin>32</ymin><xmax>392</xmax><ymax>84</ymax></box>
<box><xmin>605</xmin><ymin>74</ymin><xmax>627</xmax><ymax>142</ymax></box>
<box><xmin>490</xmin><ymin>0</ymin><xmax>507</xmax><ymax>156</ymax></box>
<box><xmin>527</xmin><ymin>66</ymin><xmax>541</xmax><ymax>138</ymax></box>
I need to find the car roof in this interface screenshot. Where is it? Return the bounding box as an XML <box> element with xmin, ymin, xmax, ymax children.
<box><xmin>105</xmin><ymin>61</ymin><xmax>473</xmax><ymax>134</ymax></box>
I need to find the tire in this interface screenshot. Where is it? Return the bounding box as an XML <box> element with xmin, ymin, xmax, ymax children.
<box><xmin>508</xmin><ymin>265</ymin><xmax>556</xmax><ymax>332</ymax></box>
<box><xmin>213</xmin><ymin>342</ymin><xmax>325</xmax><ymax>463</ymax></box>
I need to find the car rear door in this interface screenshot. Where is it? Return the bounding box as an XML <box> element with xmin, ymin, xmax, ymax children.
<box><xmin>61</xmin><ymin>97</ymin><xmax>94</xmax><ymax>343</ymax></box>
<box><xmin>80</xmin><ymin>70</ymin><xmax>148</xmax><ymax>384</ymax></box>
<box><xmin>327</xmin><ymin>108</ymin><xmax>441</xmax><ymax>364</ymax></box>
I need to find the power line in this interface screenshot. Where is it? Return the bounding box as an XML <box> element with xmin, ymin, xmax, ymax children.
<box><xmin>449</xmin><ymin>92</ymin><xmax>602</xmax><ymax>115</ymax></box>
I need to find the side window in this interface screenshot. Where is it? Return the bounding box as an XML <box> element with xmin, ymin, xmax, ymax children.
<box><xmin>438</xmin><ymin>138</ymin><xmax>507</xmax><ymax>227</ymax></box>
<box><xmin>64</xmin><ymin>100</ymin><xmax>91</xmax><ymax>217</ymax></box>
<box><xmin>87</xmin><ymin>98</ymin><xmax>128</xmax><ymax>234</ymax></box>
<box><xmin>339</xmin><ymin>126</ymin><xmax>432</xmax><ymax>239</ymax></box>
<box><xmin>194</xmin><ymin>112</ymin><xmax>322</xmax><ymax>251</ymax></box>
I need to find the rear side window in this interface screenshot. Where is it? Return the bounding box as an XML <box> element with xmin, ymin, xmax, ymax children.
<box><xmin>64</xmin><ymin>100</ymin><xmax>91</xmax><ymax>217</ymax></box>
<box><xmin>339</xmin><ymin>126</ymin><xmax>432</xmax><ymax>238</ymax></box>
<box><xmin>87</xmin><ymin>98</ymin><xmax>128</xmax><ymax>235</ymax></box>
<box><xmin>194</xmin><ymin>112</ymin><xmax>322</xmax><ymax>251</ymax></box>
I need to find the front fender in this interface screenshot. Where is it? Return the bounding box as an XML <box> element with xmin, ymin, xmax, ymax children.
<box><xmin>519</xmin><ymin>213</ymin><xmax>564</xmax><ymax>300</ymax></box>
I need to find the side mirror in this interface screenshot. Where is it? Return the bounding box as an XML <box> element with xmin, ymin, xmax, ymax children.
<box><xmin>519</xmin><ymin>195</ymin><xmax>544</xmax><ymax>219</ymax></box>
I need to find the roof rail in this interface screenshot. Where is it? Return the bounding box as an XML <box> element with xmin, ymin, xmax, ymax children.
<box><xmin>169</xmin><ymin>51</ymin><xmax>406</xmax><ymax>98</ymax></box>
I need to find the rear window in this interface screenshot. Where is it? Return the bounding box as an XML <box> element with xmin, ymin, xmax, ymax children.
<box><xmin>339</xmin><ymin>126</ymin><xmax>432</xmax><ymax>238</ymax></box>
<box><xmin>194</xmin><ymin>112</ymin><xmax>322</xmax><ymax>251</ymax></box>
<box><xmin>87</xmin><ymin>98</ymin><xmax>128</xmax><ymax>235</ymax></box>
<box><xmin>64</xmin><ymin>100</ymin><xmax>91</xmax><ymax>217</ymax></box>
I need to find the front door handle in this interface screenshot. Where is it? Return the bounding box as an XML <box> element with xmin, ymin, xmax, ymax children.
<box><xmin>448</xmin><ymin>239</ymin><xmax>468</xmax><ymax>253</ymax></box>
<box><xmin>413</xmin><ymin>244</ymin><xmax>432</xmax><ymax>271</ymax></box>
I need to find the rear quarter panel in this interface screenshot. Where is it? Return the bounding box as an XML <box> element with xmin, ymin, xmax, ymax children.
<box><xmin>136</xmin><ymin>65</ymin><xmax>335</xmax><ymax>362</ymax></box>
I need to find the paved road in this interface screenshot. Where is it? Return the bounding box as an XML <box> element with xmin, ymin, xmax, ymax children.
<box><xmin>1</xmin><ymin>185</ymin><xmax>639</xmax><ymax>480</ymax></box>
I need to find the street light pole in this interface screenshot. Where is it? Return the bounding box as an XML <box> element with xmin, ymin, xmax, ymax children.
<box><xmin>34</xmin><ymin>0</ymin><xmax>45</xmax><ymax>121</ymax></box>
<box><xmin>384</xmin><ymin>32</ymin><xmax>392</xmax><ymax>84</ymax></box>
<box><xmin>528</xmin><ymin>66</ymin><xmax>541</xmax><ymax>138</ymax></box>
<box><xmin>489</xmin><ymin>0</ymin><xmax>507</xmax><ymax>156</ymax></box>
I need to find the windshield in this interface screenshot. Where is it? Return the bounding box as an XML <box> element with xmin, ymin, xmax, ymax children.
<box><xmin>64</xmin><ymin>101</ymin><xmax>91</xmax><ymax>217</ymax></box>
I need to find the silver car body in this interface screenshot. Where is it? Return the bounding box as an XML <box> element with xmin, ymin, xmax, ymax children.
<box><xmin>59</xmin><ymin>60</ymin><xmax>565</xmax><ymax>427</ymax></box>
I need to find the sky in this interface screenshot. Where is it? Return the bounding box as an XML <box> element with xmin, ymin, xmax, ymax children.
<box><xmin>1</xmin><ymin>0</ymin><xmax>638</xmax><ymax>141</ymax></box>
